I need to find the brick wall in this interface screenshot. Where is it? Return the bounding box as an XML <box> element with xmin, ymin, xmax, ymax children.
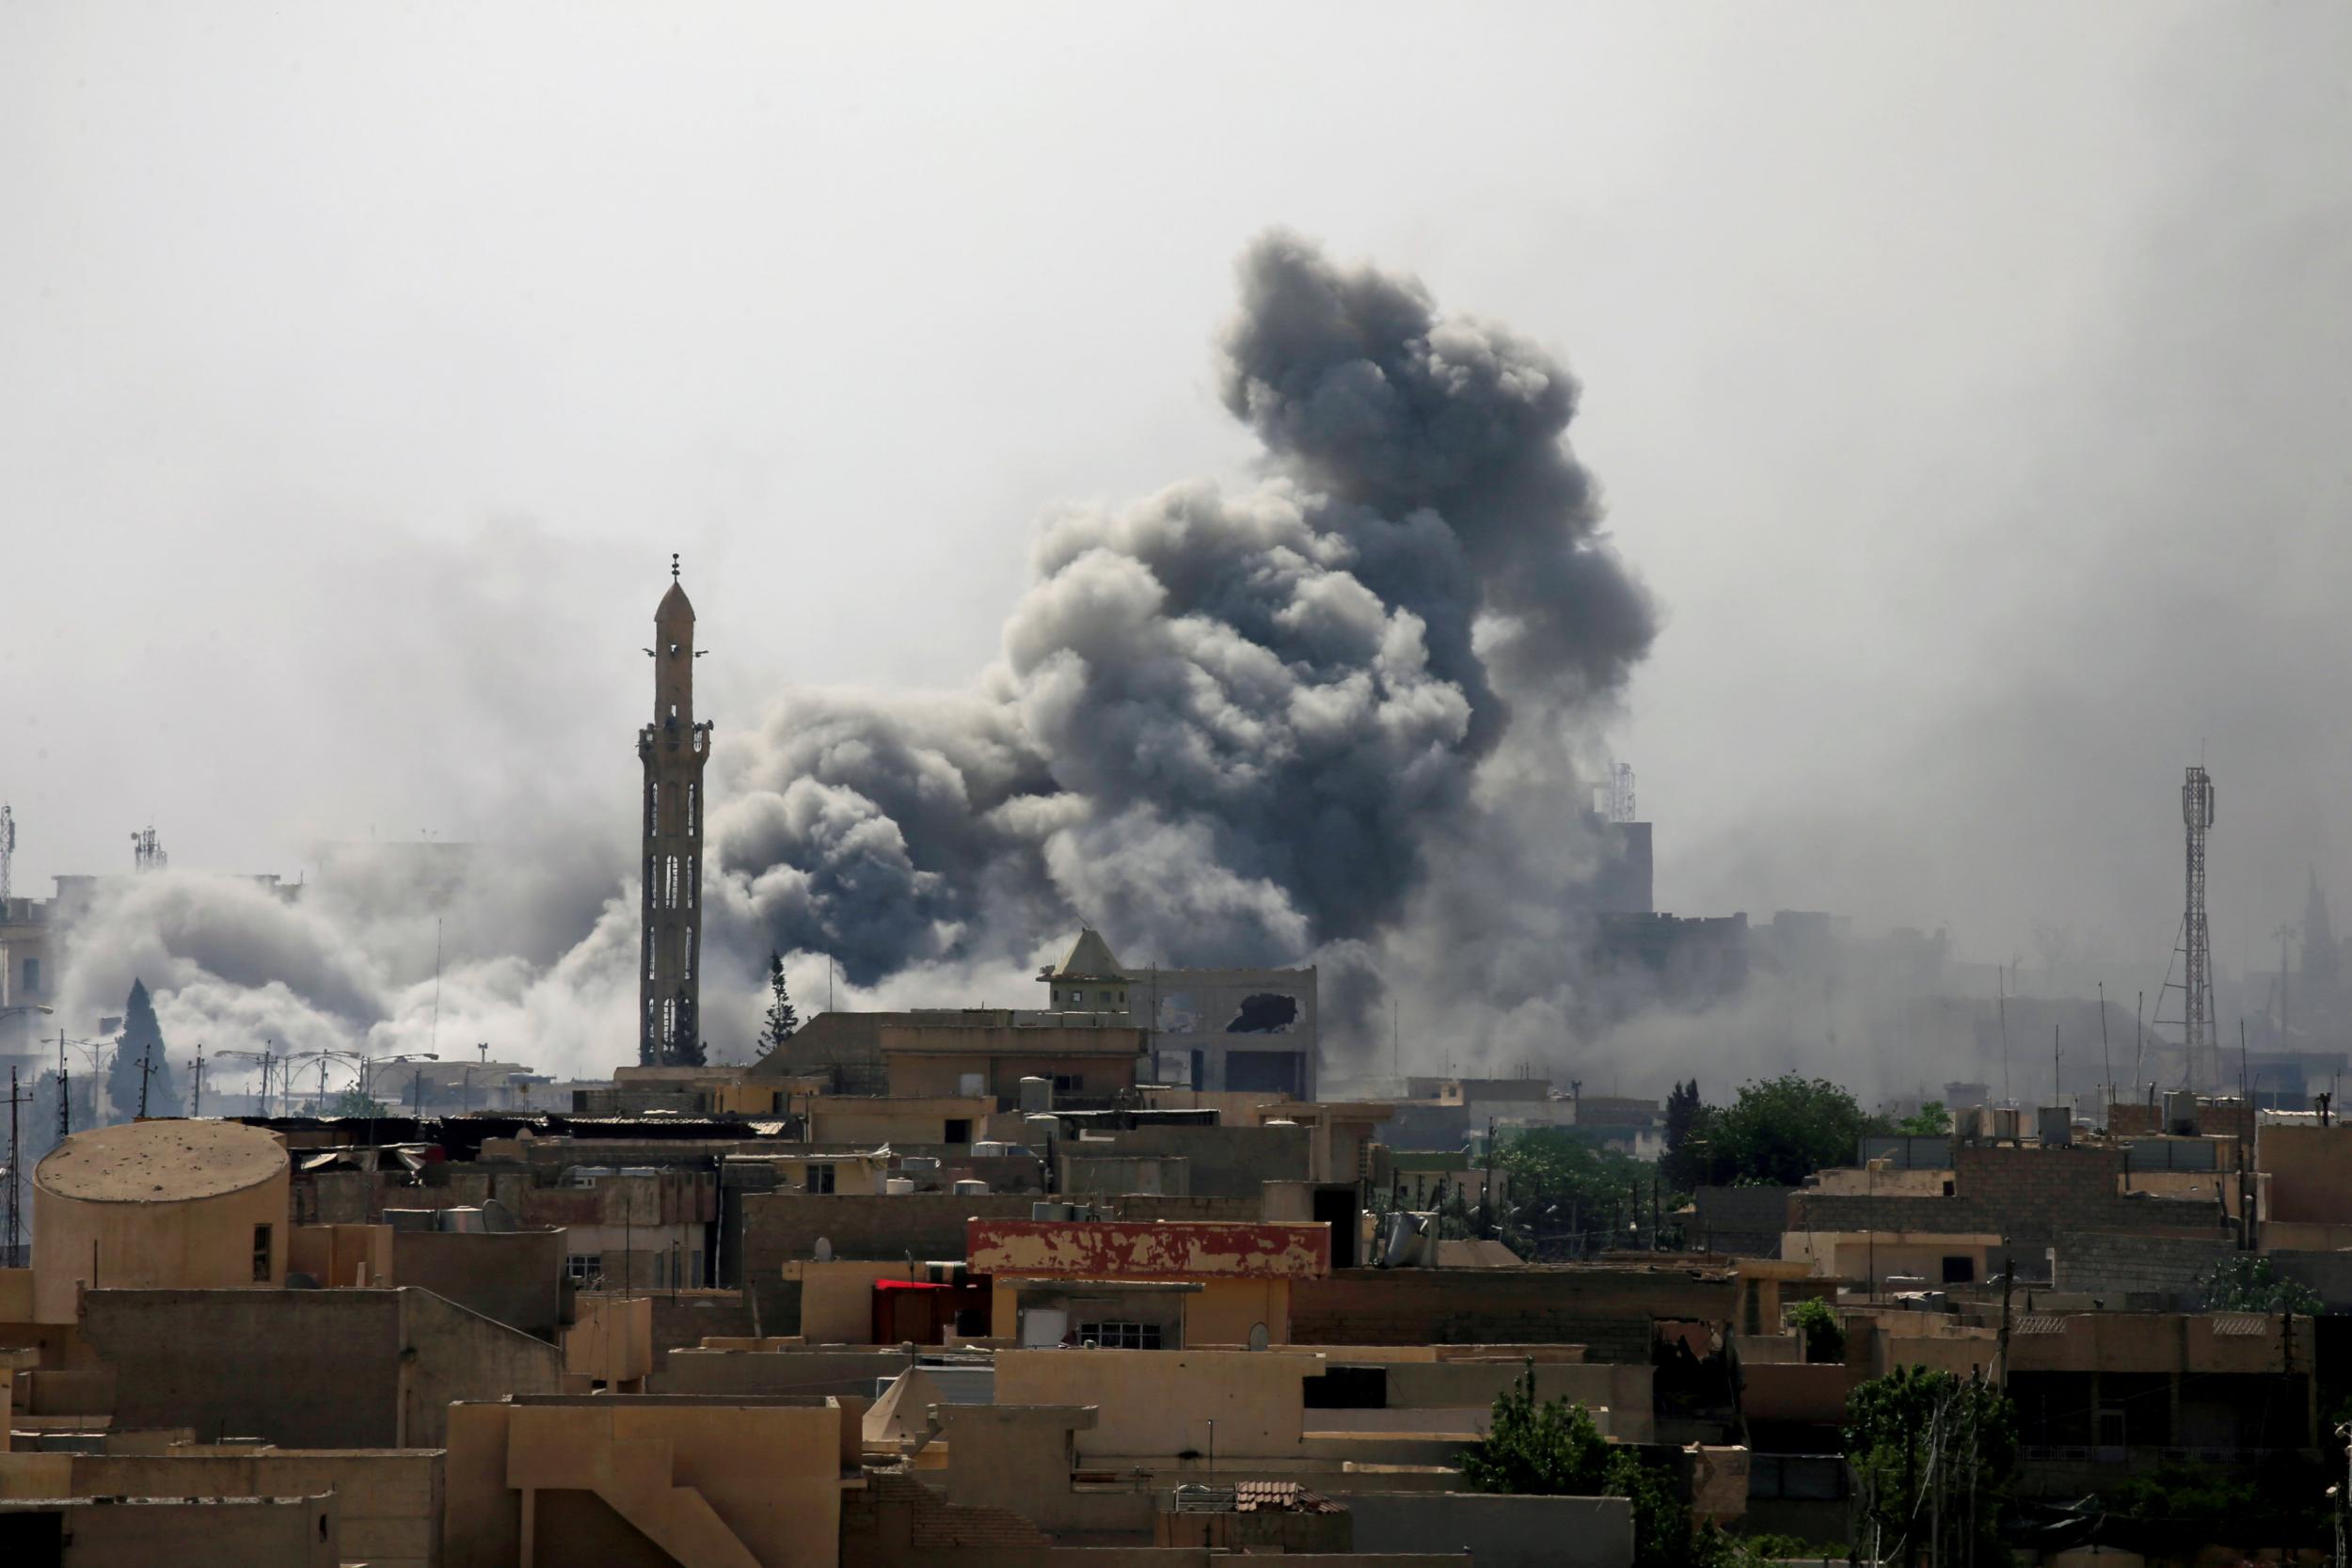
<box><xmin>2051</xmin><ymin>1229</ymin><xmax>2233</xmax><ymax>1308</ymax></box>
<box><xmin>1693</xmin><ymin>1186</ymin><xmax>1791</xmax><ymax>1257</ymax></box>
<box><xmin>1290</xmin><ymin>1267</ymin><xmax>1733</xmax><ymax>1359</ymax></box>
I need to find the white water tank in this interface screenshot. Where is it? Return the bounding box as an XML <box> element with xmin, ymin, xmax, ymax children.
<box><xmin>952</xmin><ymin>1179</ymin><xmax>991</xmax><ymax>1196</ymax></box>
<box><xmin>883</xmin><ymin>1177</ymin><xmax>916</xmax><ymax>1196</ymax></box>
<box><xmin>1019</xmin><ymin>1076</ymin><xmax>1054</xmax><ymax>1114</ymax></box>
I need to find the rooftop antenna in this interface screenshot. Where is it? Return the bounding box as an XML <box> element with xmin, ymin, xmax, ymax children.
<box><xmin>0</xmin><ymin>802</ymin><xmax>14</xmax><ymax>902</ymax></box>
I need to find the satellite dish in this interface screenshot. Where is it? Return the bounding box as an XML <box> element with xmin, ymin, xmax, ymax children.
<box><xmin>1248</xmin><ymin>1323</ymin><xmax>1269</xmax><ymax>1352</ymax></box>
<box><xmin>814</xmin><ymin>1237</ymin><xmax>834</xmax><ymax>1262</ymax></box>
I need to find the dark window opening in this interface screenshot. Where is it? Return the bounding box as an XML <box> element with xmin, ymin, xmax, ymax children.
<box><xmin>807</xmin><ymin>1163</ymin><xmax>836</xmax><ymax>1194</ymax></box>
<box><xmin>1226</xmin><ymin>993</ymin><xmax>1300</xmax><ymax>1034</ymax></box>
<box><xmin>251</xmin><ymin>1223</ymin><xmax>272</xmax><ymax>1282</ymax></box>
<box><xmin>945</xmin><ymin>1118</ymin><xmax>972</xmax><ymax>1144</ymax></box>
<box><xmin>1941</xmin><ymin>1255</ymin><xmax>1976</xmax><ymax>1284</ymax></box>
<box><xmin>1053</xmin><ymin>1074</ymin><xmax>1085</xmax><ymax>1093</ymax></box>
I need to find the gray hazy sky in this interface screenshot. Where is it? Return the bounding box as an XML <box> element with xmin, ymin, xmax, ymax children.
<box><xmin>6</xmin><ymin>3</ymin><xmax>2348</xmax><ymax>985</ymax></box>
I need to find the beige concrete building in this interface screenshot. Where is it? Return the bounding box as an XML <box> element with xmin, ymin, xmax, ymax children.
<box><xmin>31</xmin><ymin>1118</ymin><xmax>290</xmax><ymax>1323</ymax></box>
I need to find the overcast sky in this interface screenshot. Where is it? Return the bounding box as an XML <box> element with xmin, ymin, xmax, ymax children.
<box><xmin>6</xmin><ymin>3</ymin><xmax>2348</xmax><ymax>989</ymax></box>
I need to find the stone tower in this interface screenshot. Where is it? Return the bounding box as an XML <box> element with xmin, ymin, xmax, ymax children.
<box><xmin>638</xmin><ymin>558</ymin><xmax>712</xmax><ymax>1065</ymax></box>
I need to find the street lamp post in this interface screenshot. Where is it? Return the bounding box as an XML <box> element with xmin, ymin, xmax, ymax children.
<box><xmin>214</xmin><ymin>1049</ymin><xmax>277</xmax><ymax>1117</ymax></box>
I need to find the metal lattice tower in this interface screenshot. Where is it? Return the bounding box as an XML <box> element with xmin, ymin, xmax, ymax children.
<box><xmin>129</xmin><ymin>825</ymin><xmax>167</xmax><ymax>873</ymax></box>
<box><xmin>0</xmin><ymin>803</ymin><xmax>14</xmax><ymax>901</ymax></box>
<box><xmin>2181</xmin><ymin>765</ymin><xmax>2218</xmax><ymax>1086</ymax></box>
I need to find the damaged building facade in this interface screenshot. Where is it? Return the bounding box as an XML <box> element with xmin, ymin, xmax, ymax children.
<box><xmin>1040</xmin><ymin>928</ymin><xmax>1321</xmax><ymax>1098</ymax></box>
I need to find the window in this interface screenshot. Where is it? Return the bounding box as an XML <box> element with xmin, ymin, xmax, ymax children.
<box><xmin>1075</xmin><ymin>1321</ymin><xmax>1161</xmax><ymax>1350</ymax></box>
<box><xmin>654</xmin><ymin>1253</ymin><xmax>667</xmax><ymax>1288</ymax></box>
<box><xmin>806</xmin><ymin>1163</ymin><xmax>836</xmax><ymax>1194</ymax></box>
<box><xmin>944</xmin><ymin>1118</ymin><xmax>972</xmax><ymax>1144</ymax></box>
<box><xmin>566</xmin><ymin>1254</ymin><xmax>603</xmax><ymax>1283</ymax></box>
<box><xmin>1099</xmin><ymin>990</ymin><xmax>1113</xmax><ymax>1004</ymax></box>
<box><xmin>1053</xmin><ymin>1074</ymin><xmax>1085</xmax><ymax>1094</ymax></box>
<box><xmin>662</xmin><ymin>997</ymin><xmax>676</xmax><ymax>1044</ymax></box>
<box><xmin>23</xmin><ymin>957</ymin><xmax>40</xmax><ymax>993</ymax></box>
<box><xmin>1941</xmin><ymin>1256</ymin><xmax>1977</xmax><ymax>1284</ymax></box>
<box><xmin>687</xmin><ymin>782</ymin><xmax>697</xmax><ymax>837</ymax></box>
<box><xmin>684</xmin><ymin>925</ymin><xmax>695</xmax><ymax>982</ymax></box>
<box><xmin>665</xmin><ymin>855</ymin><xmax>679</xmax><ymax>909</ymax></box>
<box><xmin>647</xmin><ymin>782</ymin><xmax>660</xmax><ymax>836</ymax></box>
<box><xmin>251</xmin><ymin>1223</ymin><xmax>272</xmax><ymax>1282</ymax></box>
<box><xmin>687</xmin><ymin>862</ymin><xmax>696</xmax><ymax>909</ymax></box>
<box><xmin>1117</xmin><ymin>990</ymin><xmax>1125</xmax><ymax>1004</ymax></box>
<box><xmin>644</xmin><ymin>931</ymin><xmax>655</xmax><ymax>983</ymax></box>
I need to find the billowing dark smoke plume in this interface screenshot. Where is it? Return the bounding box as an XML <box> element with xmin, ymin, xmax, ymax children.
<box><xmin>708</xmin><ymin>232</ymin><xmax>1654</xmax><ymax>993</ymax></box>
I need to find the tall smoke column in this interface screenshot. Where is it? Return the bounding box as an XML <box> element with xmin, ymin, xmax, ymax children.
<box><xmin>708</xmin><ymin>231</ymin><xmax>1656</xmax><ymax>993</ymax></box>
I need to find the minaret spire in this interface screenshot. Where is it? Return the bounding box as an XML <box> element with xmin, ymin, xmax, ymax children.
<box><xmin>638</xmin><ymin>562</ymin><xmax>712</xmax><ymax>1066</ymax></box>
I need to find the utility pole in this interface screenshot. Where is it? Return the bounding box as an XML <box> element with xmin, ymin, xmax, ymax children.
<box><xmin>2135</xmin><ymin>990</ymin><xmax>2146</xmax><ymax>1095</ymax></box>
<box><xmin>2053</xmin><ymin>1023</ymin><xmax>2061</xmax><ymax>1113</ymax></box>
<box><xmin>57</xmin><ymin>1030</ymin><xmax>70</xmax><ymax>1139</ymax></box>
<box><xmin>2240</xmin><ymin>1019</ymin><xmax>2252</xmax><ymax>1247</ymax></box>
<box><xmin>1997</xmin><ymin>969</ymin><xmax>2010</xmax><ymax>1105</ymax></box>
<box><xmin>136</xmin><ymin>1038</ymin><xmax>155</xmax><ymax>1118</ymax></box>
<box><xmin>2099</xmin><ymin>981</ymin><xmax>2112</xmax><ymax>1123</ymax></box>
<box><xmin>191</xmin><ymin>1042</ymin><xmax>203</xmax><ymax>1117</ymax></box>
<box><xmin>6</xmin><ymin>1066</ymin><xmax>24</xmax><ymax>1264</ymax></box>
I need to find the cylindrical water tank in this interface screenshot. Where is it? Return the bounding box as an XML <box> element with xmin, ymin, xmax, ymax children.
<box><xmin>951</xmin><ymin>1179</ymin><xmax>991</xmax><ymax>1196</ymax></box>
<box><xmin>883</xmin><ymin>1178</ymin><xmax>916</xmax><ymax>1196</ymax></box>
<box><xmin>32</xmin><ymin>1119</ymin><xmax>291</xmax><ymax>1324</ymax></box>
<box><xmin>1018</xmin><ymin>1076</ymin><xmax>1053</xmax><ymax>1114</ymax></box>
<box><xmin>971</xmin><ymin>1141</ymin><xmax>1009</xmax><ymax>1158</ymax></box>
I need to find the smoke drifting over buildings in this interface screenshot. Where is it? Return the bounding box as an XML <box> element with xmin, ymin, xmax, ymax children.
<box><xmin>27</xmin><ymin>233</ymin><xmax>1660</xmax><ymax>1081</ymax></box>
<box><xmin>707</xmin><ymin>232</ymin><xmax>1653</xmax><ymax>994</ymax></box>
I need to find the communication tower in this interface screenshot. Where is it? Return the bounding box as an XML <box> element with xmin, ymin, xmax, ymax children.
<box><xmin>130</xmin><ymin>825</ymin><xmax>167</xmax><ymax>873</ymax></box>
<box><xmin>0</xmin><ymin>803</ymin><xmax>13</xmax><ymax>901</ymax></box>
<box><xmin>2179</xmin><ymin>766</ymin><xmax>2218</xmax><ymax>1087</ymax></box>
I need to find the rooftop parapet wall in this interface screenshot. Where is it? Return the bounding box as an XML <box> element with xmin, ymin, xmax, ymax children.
<box><xmin>1290</xmin><ymin>1266</ymin><xmax>1733</xmax><ymax>1359</ymax></box>
<box><xmin>967</xmin><ymin>1219</ymin><xmax>1331</xmax><ymax>1280</ymax></box>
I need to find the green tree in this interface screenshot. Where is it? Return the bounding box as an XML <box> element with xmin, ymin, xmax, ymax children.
<box><xmin>1460</xmin><ymin>1362</ymin><xmax>1612</xmax><ymax>1496</ymax></box>
<box><xmin>328</xmin><ymin>1088</ymin><xmax>388</xmax><ymax>1118</ymax></box>
<box><xmin>1789</xmin><ymin>1297</ymin><xmax>1845</xmax><ymax>1363</ymax></box>
<box><xmin>1494</xmin><ymin>1128</ymin><xmax>1656</xmax><ymax>1256</ymax></box>
<box><xmin>106</xmin><ymin>978</ymin><xmax>180</xmax><ymax>1120</ymax></box>
<box><xmin>1463</xmin><ymin>1365</ymin><xmax>1740</xmax><ymax>1568</ymax></box>
<box><xmin>1894</xmin><ymin>1101</ymin><xmax>1949</xmax><ymax>1136</ymax></box>
<box><xmin>2201</xmin><ymin>1254</ymin><xmax>2323</xmax><ymax>1315</ymax></box>
<box><xmin>757</xmin><ymin>952</ymin><xmax>800</xmax><ymax>1057</ymax></box>
<box><xmin>1688</xmin><ymin>1075</ymin><xmax>1884</xmax><ymax>1188</ymax></box>
<box><xmin>1660</xmin><ymin>1079</ymin><xmax>1708</xmax><ymax>1192</ymax></box>
<box><xmin>1846</xmin><ymin>1367</ymin><xmax>2015</xmax><ymax>1568</ymax></box>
